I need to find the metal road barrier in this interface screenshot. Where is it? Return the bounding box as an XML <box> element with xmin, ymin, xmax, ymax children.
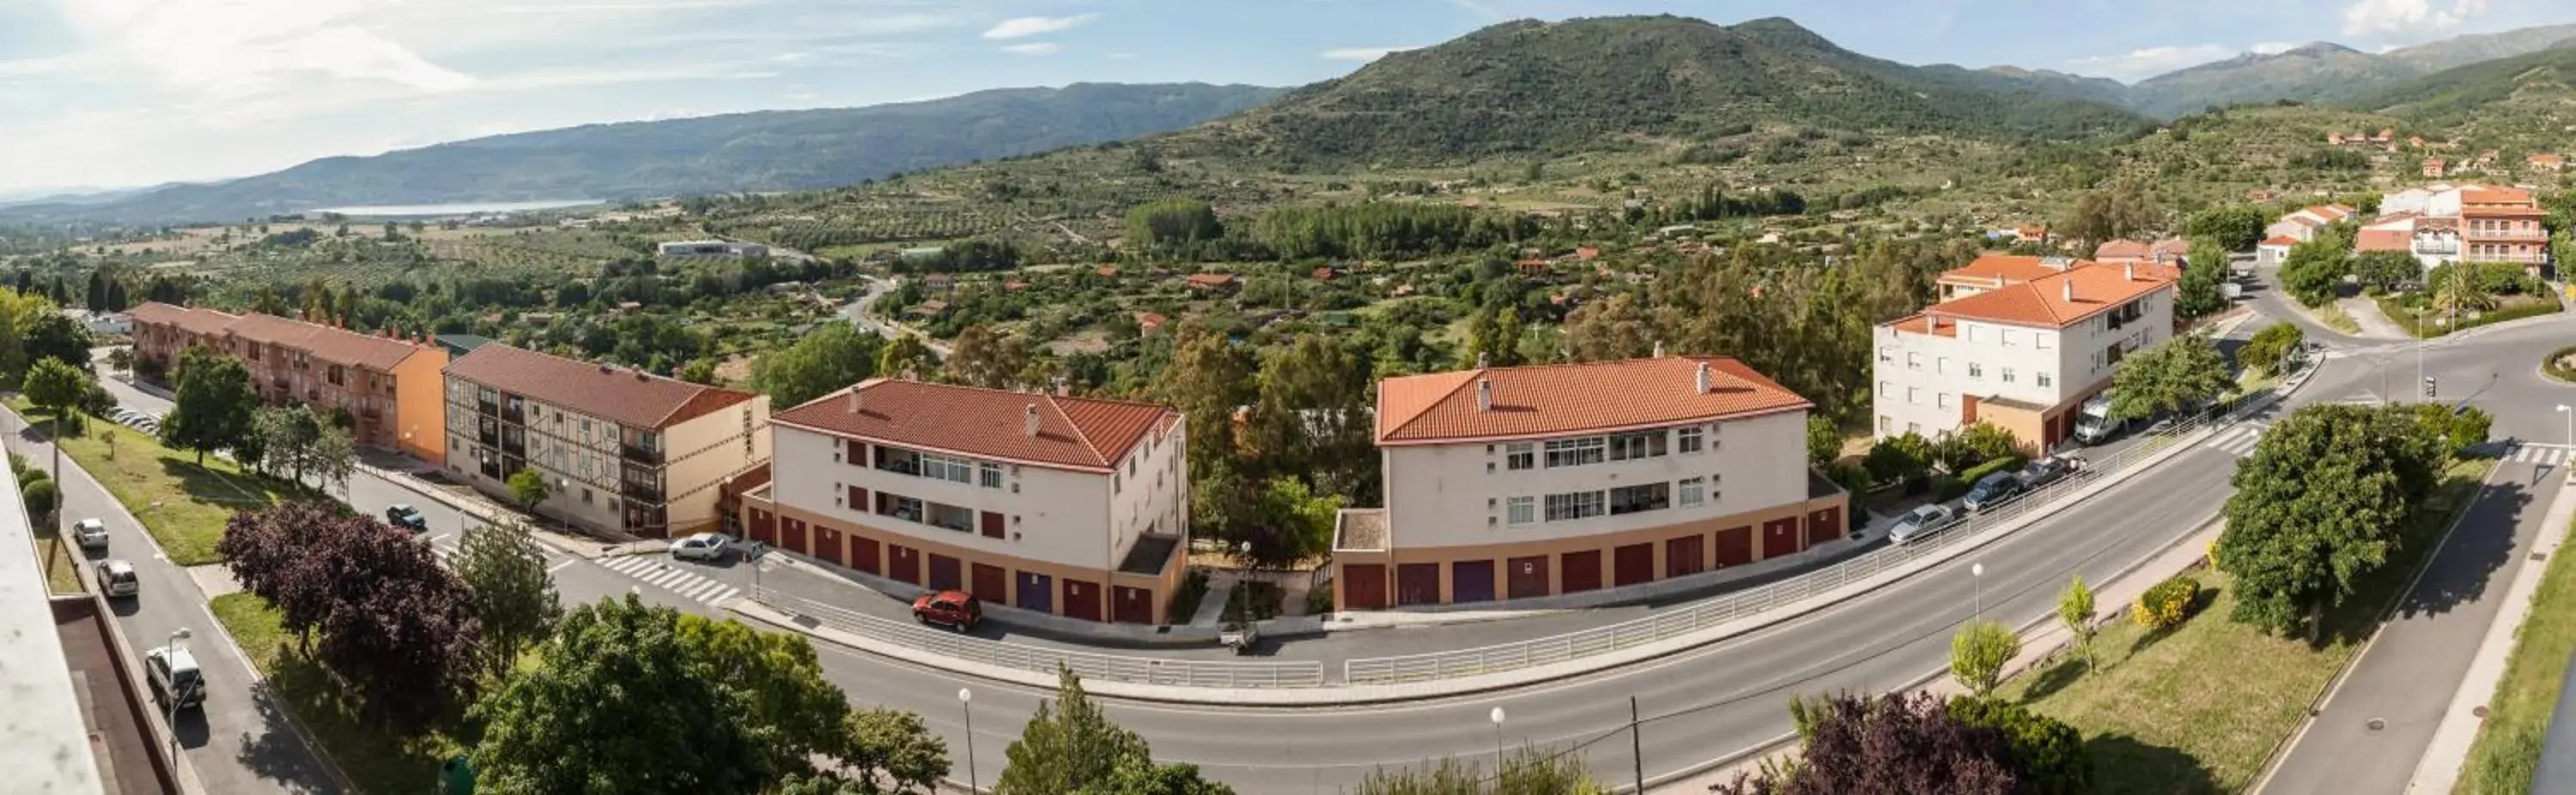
<box><xmin>750</xmin><ymin>586</ymin><xmax>1327</xmax><ymax>689</ymax></box>
<box><xmin>1340</xmin><ymin>361</ymin><xmax>2311</xmax><ymax>686</ymax></box>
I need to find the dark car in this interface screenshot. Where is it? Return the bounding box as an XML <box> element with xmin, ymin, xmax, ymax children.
<box><xmin>2017</xmin><ymin>455</ymin><xmax>2078</xmax><ymax>489</ymax></box>
<box><xmin>911</xmin><ymin>590</ymin><xmax>981</xmax><ymax>632</ymax></box>
<box><xmin>385</xmin><ymin>504</ymin><xmax>428</xmax><ymax>532</ymax></box>
<box><xmin>1962</xmin><ymin>472</ymin><xmax>2025</xmax><ymax>513</ymax></box>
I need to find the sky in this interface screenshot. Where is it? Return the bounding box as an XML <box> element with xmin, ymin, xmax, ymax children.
<box><xmin>0</xmin><ymin>0</ymin><xmax>2561</xmax><ymax>196</ymax></box>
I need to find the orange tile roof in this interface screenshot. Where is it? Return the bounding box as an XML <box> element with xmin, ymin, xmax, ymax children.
<box><xmin>1885</xmin><ymin>313</ymin><xmax>1959</xmax><ymax>338</ymax></box>
<box><xmin>1913</xmin><ymin>263</ymin><xmax>2173</xmax><ymax>330</ymax></box>
<box><xmin>2260</xmin><ymin>236</ymin><xmax>2300</xmax><ymax>246</ymax></box>
<box><xmin>2093</xmin><ymin>238</ymin><xmax>2188</xmax><ymax>263</ymax></box>
<box><xmin>2462</xmin><ymin>187</ymin><xmax>2535</xmax><ymax>205</ymax></box>
<box><xmin>1374</xmin><ymin>356</ymin><xmax>1808</xmax><ymax>446</ymax></box>
<box><xmin>2355</xmin><ymin>228</ymin><xmax>2414</xmax><ymax>252</ymax></box>
<box><xmin>1937</xmin><ymin>254</ymin><xmax>2071</xmax><ymax>287</ymax></box>
<box><xmin>128</xmin><ymin>302</ymin><xmax>240</xmax><ymax>337</ymax></box>
<box><xmin>444</xmin><ymin>343</ymin><xmax>756</xmax><ymax>429</ymax></box>
<box><xmin>127</xmin><ymin>303</ymin><xmax>431</xmax><ymax>370</ymax></box>
<box><xmin>774</xmin><ymin>379</ymin><xmax>1175</xmax><ymax>471</ymax></box>
<box><xmin>1184</xmin><ymin>273</ymin><xmax>1237</xmax><ymax>288</ymax></box>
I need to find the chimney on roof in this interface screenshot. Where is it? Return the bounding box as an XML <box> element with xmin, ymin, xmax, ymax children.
<box><xmin>1475</xmin><ymin>351</ymin><xmax>1488</xmax><ymax>368</ymax></box>
<box><xmin>1694</xmin><ymin>361</ymin><xmax>1712</xmax><ymax>395</ymax></box>
<box><xmin>1652</xmin><ymin>340</ymin><xmax>1665</xmax><ymax>359</ymax></box>
<box><xmin>848</xmin><ymin>388</ymin><xmax>862</xmax><ymax>413</ymax></box>
<box><xmin>1994</xmin><ymin>274</ymin><xmax>2006</xmax><ymax>288</ymax></box>
<box><xmin>1475</xmin><ymin>379</ymin><xmax>1493</xmax><ymax>412</ymax></box>
<box><xmin>1024</xmin><ymin>404</ymin><xmax>1040</xmax><ymax>437</ymax></box>
<box><xmin>598</xmin><ymin>364</ymin><xmax>614</xmax><ymax>374</ymax></box>
<box><xmin>2124</xmin><ymin>263</ymin><xmax>2136</xmax><ymax>282</ymax></box>
<box><xmin>2062</xmin><ymin>280</ymin><xmax>2075</xmax><ymax>302</ymax></box>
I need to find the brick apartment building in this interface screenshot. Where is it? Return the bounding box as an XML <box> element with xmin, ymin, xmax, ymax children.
<box><xmin>126</xmin><ymin>302</ymin><xmax>449</xmax><ymax>464</ymax></box>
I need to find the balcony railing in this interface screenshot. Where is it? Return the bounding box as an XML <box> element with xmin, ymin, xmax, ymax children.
<box><xmin>622</xmin><ymin>444</ymin><xmax>663</xmax><ymax>464</ymax></box>
<box><xmin>621</xmin><ymin>482</ymin><xmax>664</xmax><ymax>503</ymax></box>
<box><xmin>2466</xmin><ymin>230</ymin><xmax>2549</xmax><ymax>242</ymax></box>
<box><xmin>477</xmin><ymin>400</ymin><xmax>498</xmax><ymax>416</ymax></box>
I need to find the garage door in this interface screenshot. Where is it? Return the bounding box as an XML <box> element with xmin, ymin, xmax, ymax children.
<box><xmin>1017</xmin><ymin>572</ymin><xmax>1053</xmax><ymax>613</ymax></box>
<box><xmin>1112</xmin><ymin>586</ymin><xmax>1155</xmax><ymax>624</ymax></box>
<box><xmin>1667</xmin><ymin>534</ymin><xmax>1706</xmax><ymax>579</ymax></box>
<box><xmin>1761</xmin><ymin>518</ymin><xmax>1801</xmax><ymax>559</ymax></box>
<box><xmin>1342</xmin><ymin>563</ymin><xmax>1388</xmax><ymax>610</ymax></box>
<box><xmin>970</xmin><ymin>563</ymin><xmax>1008</xmax><ymax>603</ymax></box>
<box><xmin>748</xmin><ymin>508</ymin><xmax>775</xmax><ymax>545</ymax></box>
<box><xmin>1450</xmin><ymin>560</ymin><xmax>1495</xmax><ymax>604</ymax></box>
<box><xmin>927</xmin><ymin>555</ymin><xmax>963</xmax><ymax>592</ymax></box>
<box><xmin>1613</xmin><ymin>543</ymin><xmax>1654</xmax><ymax>587</ymax></box>
<box><xmin>1715</xmin><ymin>526</ymin><xmax>1753</xmax><ymax>567</ymax></box>
<box><xmin>886</xmin><ymin>544</ymin><xmax>920</xmax><ymax>585</ymax></box>
<box><xmin>781</xmin><ymin>519</ymin><xmax>807</xmax><ymax>555</ymax></box>
<box><xmin>1395</xmin><ymin>563</ymin><xmax>1441</xmax><ymax>606</ymax></box>
<box><xmin>1807</xmin><ymin>507</ymin><xmax>1844</xmax><ymax>545</ymax></box>
<box><xmin>1505</xmin><ymin>555</ymin><xmax>1549</xmax><ymax>600</ymax></box>
<box><xmin>848</xmin><ymin>537</ymin><xmax>880</xmax><ymax>577</ymax></box>
<box><xmin>1062</xmin><ymin>579</ymin><xmax>1103</xmax><ymax>622</ymax></box>
<box><xmin>811</xmin><ymin>526</ymin><xmax>843</xmax><ymax>568</ymax></box>
<box><xmin>1559</xmin><ymin>550</ymin><xmax>1603</xmax><ymax>594</ymax></box>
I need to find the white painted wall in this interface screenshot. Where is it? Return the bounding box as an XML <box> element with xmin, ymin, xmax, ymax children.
<box><xmin>1872</xmin><ymin>283</ymin><xmax>2172</xmax><ymax>440</ymax></box>
<box><xmin>1382</xmin><ymin>410</ymin><xmax>1808</xmax><ymax>549</ymax></box>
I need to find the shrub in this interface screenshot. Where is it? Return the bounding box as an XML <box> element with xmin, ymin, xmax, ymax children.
<box><xmin>1948</xmin><ymin>696</ymin><xmax>2092</xmax><ymax>795</ymax></box>
<box><xmin>1932</xmin><ymin>476</ymin><xmax>1970</xmax><ymax>502</ymax></box>
<box><xmin>2240</xmin><ymin>321</ymin><xmax>2305</xmax><ymax>375</ymax></box>
<box><xmin>20</xmin><ymin>477</ymin><xmax>57</xmax><ymax>519</ymax></box>
<box><xmin>1956</xmin><ymin>457</ymin><xmax>2027</xmax><ymax>489</ymax></box>
<box><xmin>2548</xmin><ymin>345</ymin><xmax>2576</xmax><ymax>384</ymax></box>
<box><xmin>2132</xmin><ymin>574</ymin><xmax>2200</xmax><ymax>629</ymax></box>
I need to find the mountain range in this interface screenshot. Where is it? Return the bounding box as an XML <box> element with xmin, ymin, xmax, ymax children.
<box><xmin>2</xmin><ymin>83</ymin><xmax>1281</xmax><ymax>226</ymax></box>
<box><xmin>2118</xmin><ymin>23</ymin><xmax>2576</xmax><ymax>118</ymax></box>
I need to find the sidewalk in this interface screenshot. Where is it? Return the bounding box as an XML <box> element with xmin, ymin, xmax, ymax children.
<box><xmin>2407</xmin><ymin>466</ymin><xmax>2576</xmax><ymax>792</ymax></box>
<box><xmin>349</xmin><ymin>449</ymin><xmax>665</xmax><ymax>560</ymax></box>
<box><xmin>2340</xmin><ymin>295</ymin><xmax>2412</xmax><ymax>340</ymax></box>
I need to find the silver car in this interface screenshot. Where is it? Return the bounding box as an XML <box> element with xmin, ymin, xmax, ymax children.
<box><xmin>96</xmin><ymin>560</ymin><xmax>139</xmax><ymax>598</ymax></box>
<box><xmin>1887</xmin><ymin>504</ymin><xmax>1959</xmax><ymax>546</ymax></box>
<box><xmin>670</xmin><ymin>532</ymin><xmax>732</xmax><ymax>561</ymax></box>
<box><xmin>72</xmin><ymin>518</ymin><xmax>109</xmax><ymax>549</ymax></box>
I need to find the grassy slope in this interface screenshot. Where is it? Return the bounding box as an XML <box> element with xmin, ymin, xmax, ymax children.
<box><xmin>210</xmin><ymin>592</ymin><xmax>464</xmax><ymax>795</ymax></box>
<box><xmin>8</xmin><ymin>400</ymin><xmax>300</xmax><ymax>566</ymax></box>
<box><xmin>32</xmin><ymin>527</ymin><xmax>82</xmax><ymax>592</ymax></box>
<box><xmin>1997</xmin><ymin>458</ymin><xmax>2494</xmax><ymax>793</ymax></box>
<box><xmin>2458</xmin><ymin>509</ymin><xmax>2576</xmax><ymax>794</ymax></box>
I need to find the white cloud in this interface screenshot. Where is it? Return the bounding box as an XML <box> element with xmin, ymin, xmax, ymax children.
<box><xmin>981</xmin><ymin>14</ymin><xmax>1095</xmax><ymax>39</ymax></box>
<box><xmin>61</xmin><ymin>0</ymin><xmax>476</xmax><ymax>99</ymax></box>
<box><xmin>999</xmin><ymin>42</ymin><xmax>1061</xmax><ymax>55</ymax></box>
<box><xmin>1321</xmin><ymin>46</ymin><xmax>1419</xmax><ymax>61</ymax></box>
<box><xmin>2063</xmin><ymin>44</ymin><xmax>2234</xmax><ymax>82</ymax></box>
<box><xmin>2342</xmin><ymin>0</ymin><xmax>2488</xmax><ymax>38</ymax></box>
<box><xmin>2250</xmin><ymin>41</ymin><xmax>2296</xmax><ymax>55</ymax></box>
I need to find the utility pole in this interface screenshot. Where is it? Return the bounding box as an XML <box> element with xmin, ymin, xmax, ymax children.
<box><xmin>1631</xmin><ymin>696</ymin><xmax>1646</xmax><ymax>794</ymax></box>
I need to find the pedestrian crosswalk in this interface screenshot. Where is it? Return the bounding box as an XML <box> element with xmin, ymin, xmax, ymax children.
<box><xmin>2504</xmin><ymin>444</ymin><xmax>2573</xmax><ymax>467</ymax></box>
<box><xmin>598</xmin><ymin>554</ymin><xmax>744</xmax><ymax>605</ymax></box>
<box><xmin>2202</xmin><ymin>423</ymin><xmax>2269</xmax><ymax>458</ymax></box>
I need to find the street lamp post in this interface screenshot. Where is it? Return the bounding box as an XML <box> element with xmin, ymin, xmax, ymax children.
<box><xmin>1971</xmin><ymin>562</ymin><xmax>1986</xmax><ymax>617</ymax></box>
<box><xmin>1489</xmin><ymin>707</ymin><xmax>1507</xmax><ymax>777</ymax></box>
<box><xmin>2560</xmin><ymin>405</ymin><xmax>2573</xmax><ymax>451</ymax></box>
<box><xmin>958</xmin><ymin>688</ymin><xmax>977</xmax><ymax>793</ymax></box>
<box><xmin>166</xmin><ymin>628</ymin><xmax>191</xmax><ymax>760</ymax></box>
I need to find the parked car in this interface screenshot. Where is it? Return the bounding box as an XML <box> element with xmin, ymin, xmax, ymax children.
<box><xmin>71</xmin><ymin>518</ymin><xmax>108</xmax><ymax>549</ymax></box>
<box><xmin>911</xmin><ymin>590</ymin><xmax>981</xmax><ymax>632</ymax></box>
<box><xmin>145</xmin><ymin>644</ymin><xmax>205</xmax><ymax>711</ymax></box>
<box><xmin>2017</xmin><ymin>455</ymin><xmax>2078</xmax><ymax>489</ymax></box>
<box><xmin>96</xmin><ymin>559</ymin><xmax>138</xmax><ymax>598</ymax></box>
<box><xmin>670</xmin><ymin>531</ymin><xmax>733</xmax><ymax>561</ymax></box>
<box><xmin>1962</xmin><ymin>472</ymin><xmax>2026</xmax><ymax>513</ymax></box>
<box><xmin>1887</xmin><ymin>504</ymin><xmax>1958</xmax><ymax>545</ymax></box>
<box><xmin>385</xmin><ymin>504</ymin><xmax>428</xmax><ymax>532</ymax></box>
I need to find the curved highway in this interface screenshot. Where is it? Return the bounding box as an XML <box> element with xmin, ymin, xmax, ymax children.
<box><xmin>787</xmin><ymin>310</ymin><xmax>2575</xmax><ymax>792</ymax></box>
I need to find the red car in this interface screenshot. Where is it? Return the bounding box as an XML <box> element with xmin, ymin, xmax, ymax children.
<box><xmin>911</xmin><ymin>590</ymin><xmax>981</xmax><ymax>632</ymax></box>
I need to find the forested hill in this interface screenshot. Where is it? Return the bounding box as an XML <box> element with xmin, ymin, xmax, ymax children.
<box><xmin>3</xmin><ymin>82</ymin><xmax>1283</xmax><ymax>226</ymax></box>
<box><xmin>1162</xmin><ymin>15</ymin><xmax>2150</xmax><ymax>168</ymax></box>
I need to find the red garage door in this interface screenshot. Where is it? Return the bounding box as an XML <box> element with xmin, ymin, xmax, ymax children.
<box><xmin>1807</xmin><ymin>507</ymin><xmax>1844</xmax><ymax>545</ymax></box>
<box><xmin>927</xmin><ymin>555</ymin><xmax>963</xmax><ymax>592</ymax></box>
<box><xmin>1395</xmin><ymin>563</ymin><xmax>1441</xmax><ymax>606</ymax></box>
<box><xmin>1343</xmin><ymin>563</ymin><xmax>1388</xmax><ymax>610</ymax></box>
<box><xmin>748</xmin><ymin>508</ymin><xmax>775</xmax><ymax>545</ymax></box>
<box><xmin>1450</xmin><ymin>560</ymin><xmax>1495</xmax><ymax>604</ymax></box>
<box><xmin>848</xmin><ymin>537</ymin><xmax>880</xmax><ymax>577</ymax></box>
<box><xmin>1667</xmin><ymin>534</ymin><xmax>1706</xmax><ymax>579</ymax></box>
<box><xmin>1062</xmin><ymin>579</ymin><xmax>1103</xmax><ymax>622</ymax></box>
<box><xmin>780</xmin><ymin>519</ymin><xmax>807</xmax><ymax>555</ymax></box>
<box><xmin>811</xmin><ymin>526</ymin><xmax>843</xmax><ymax>567</ymax></box>
<box><xmin>1613</xmin><ymin>543</ymin><xmax>1654</xmax><ymax>587</ymax></box>
<box><xmin>1715</xmin><ymin>526</ymin><xmax>1754</xmax><ymax>567</ymax></box>
<box><xmin>1112</xmin><ymin>586</ymin><xmax>1155</xmax><ymax>624</ymax></box>
<box><xmin>970</xmin><ymin>563</ymin><xmax>1008</xmax><ymax>603</ymax></box>
<box><xmin>1559</xmin><ymin>550</ymin><xmax>1603</xmax><ymax>594</ymax></box>
<box><xmin>886</xmin><ymin>545</ymin><xmax>920</xmax><ymax>585</ymax></box>
<box><xmin>1506</xmin><ymin>555</ymin><xmax>1550</xmax><ymax>600</ymax></box>
<box><xmin>1761</xmin><ymin>518</ymin><xmax>1801</xmax><ymax>559</ymax></box>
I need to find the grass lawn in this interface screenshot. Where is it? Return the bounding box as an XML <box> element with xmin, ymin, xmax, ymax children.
<box><xmin>31</xmin><ymin>526</ymin><xmax>82</xmax><ymax>592</ymax></box>
<box><xmin>211</xmin><ymin>592</ymin><xmax>466</xmax><ymax>795</ymax></box>
<box><xmin>2457</xmin><ymin>512</ymin><xmax>2576</xmax><ymax>794</ymax></box>
<box><xmin>7</xmin><ymin>399</ymin><xmax>304</xmax><ymax>566</ymax></box>
<box><xmin>2375</xmin><ymin>293</ymin><xmax>2563</xmax><ymax>339</ymax></box>
<box><xmin>2315</xmin><ymin>302</ymin><xmax>2361</xmax><ymax>335</ymax></box>
<box><xmin>1996</xmin><ymin>458</ymin><xmax>2494</xmax><ymax>793</ymax></box>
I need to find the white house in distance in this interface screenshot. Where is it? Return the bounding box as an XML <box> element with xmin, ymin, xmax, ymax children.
<box><xmin>1331</xmin><ymin>356</ymin><xmax>1850</xmax><ymax>609</ymax></box>
<box><xmin>2264</xmin><ymin>203</ymin><xmax>2357</xmax><ymax>243</ymax></box>
<box><xmin>1873</xmin><ymin>255</ymin><xmax>2177</xmax><ymax>451</ymax></box>
<box><xmin>740</xmin><ymin>379</ymin><xmax>1190</xmax><ymax>624</ymax></box>
<box><xmin>657</xmin><ymin>240</ymin><xmax>770</xmax><ymax>258</ymax></box>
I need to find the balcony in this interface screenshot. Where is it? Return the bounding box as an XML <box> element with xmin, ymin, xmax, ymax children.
<box><xmin>477</xmin><ymin>398</ymin><xmax>498</xmax><ymax>416</ymax></box>
<box><xmin>2466</xmin><ymin>230</ymin><xmax>2549</xmax><ymax>243</ymax></box>
<box><xmin>621</xmin><ymin>482</ymin><xmax>664</xmax><ymax>503</ymax></box>
<box><xmin>2415</xmin><ymin>241</ymin><xmax>2460</xmax><ymax>255</ymax></box>
<box><xmin>622</xmin><ymin>444</ymin><xmax>664</xmax><ymax>464</ymax></box>
<box><xmin>500</xmin><ymin>404</ymin><xmax>526</xmax><ymax>425</ymax></box>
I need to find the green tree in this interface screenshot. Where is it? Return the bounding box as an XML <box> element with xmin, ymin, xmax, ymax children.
<box><xmin>1353</xmin><ymin>748</ymin><xmax>1608</xmax><ymax>794</ymax></box>
<box><xmin>752</xmin><ymin>323</ymin><xmax>884</xmax><ymax>409</ymax></box>
<box><xmin>2176</xmin><ymin>238</ymin><xmax>2230</xmax><ymax>319</ymax></box>
<box><xmin>2351</xmin><ymin>251</ymin><xmax>2421</xmax><ymax>293</ymax></box>
<box><xmin>2106</xmin><ymin>334</ymin><xmax>2234</xmax><ymax>422</ymax></box>
<box><xmin>1807</xmin><ymin>416</ymin><xmax>1842</xmax><ymax>470</ymax></box>
<box><xmin>2216</xmin><ymin>404</ymin><xmax>2444</xmax><ymax>637</ymax></box>
<box><xmin>24</xmin><ymin>357</ymin><xmax>89</xmax><ymax>437</ymax></box>
<box><xmin>0</xmin><ymin>289</ymin><xmax>58</xmax><ymax>378</ymax></box>
<box><xmin>453</xmin><ymin>521</ymin><xmax>562</xmax><ymax>679</ymax></box>
<box><xmin>877</xmin><ymin>334</ymin><xmax>938</xmax><ymax>380</ymax></box>
<box><xmin>944</xmin><ymin>324</ymin><xmax>1029</xmax><ymax>390</ymax></box>
<box><xmin>21</xmin><ymin>476</ymin><xmax>57</xmax><ymax>520</ymax></box>
<box><xmin>2431</xmin><ymin>259</ymin><xmax>2498</xmax><ymax>318</ymax></box>
<box><xmin>162</xmin><ymin>346</ymin><xmax>256</xmax><ymax>464</ymax></box>
<box><xmin>2239</xmin><ymin>322</ymin><xmax>2306</xmax><ymax>376</ymax></box>
<box><xmin>506</xmin><ymin>468</ymin><xmax>550</xmax><ymax>512</ymax></box>
<box><xmin>2062</xmin><ymin>181</ymin><xmax>2162</xmax><ymax>252</ymax></box>
<box><xmin>1949</xmin><ymin>619</ymin><xmax>2020</xmax><ymax>696</ymax></box>
<box><xmin>2187</xmin><ymin>205</ymin><xmax>2267</xmax><ymax>252</ymax></box>
<box><xmin>1156</xmin><ymin>325</ymin><xmax>1257</xmax><ymax>484</ymax></box>
<box><xmin>1947</xmin><ymin>696</ymin><xmax>2091</xmax><ymax>795</ymax></box>
<box><xmin>1864</xmin><ymin>432</ymin><xmax>1935</xmax><ymax>488</ymax></box>
<box><xmin>1559</xmin><ymin>292</ymin><xmax>1655</xmax><ymax>361</ymax></box>
<box><xmin>2057</xmin><ymin>575</ymin><xmax>2097</xmax><ymax>671</ymax></box>
<box><xmin>1238</xmin><ymin>476</ymin><xmax>1342</xmax><ymax>571</ymax></box>
<box><xmin>474</xmin><ymin>596</ymin><xmax>774</xmax><ymax>793</ymax></box>
<box><xmin>1246</xmin><ymin>335</ymin><xmax>1377</xmax><ymax>502</ymax></box>
<box><xmin>1123</xmin><ymin>198</ymin><xmax>1224</xmax><ymax>252</ymax></box>
<box><xmin>23</xmin><ymin>312</ymin><xmax>93</xmax><ymax>372</ymax></box>
<box><xmin>994</xmin><ymin>667</ymin><xmax>1151</xmax><ymax>795</ymax></box>
<box><xmin>107</xmin><ymin>346</ymin><xmax>133</xmax><ymax>374</ymax></box>
<box><xmin>1076</xmin><ymin>760</ymin><xmax>1237</xmax><ymax>795</ymax></box>
<box><xmin>2278</xmin><ymin>236</ymin><xmax>2351</xmax><ymax>306</ymax></box>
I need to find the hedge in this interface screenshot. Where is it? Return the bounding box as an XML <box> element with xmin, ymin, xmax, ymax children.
<box><xmin>2132</xmin><ymin>574</ymin><xmax>2200</xmax><ymax>629</ymax></box>
<box><xmin>2548</xmin><ymin>345</ymin><xmax>2576</xmax><ymax>385</ymax></box>
<box><xmin>2391</xmin><ymin>297</ymin><xmax>2565</xmax><ymax>338</ymax></box>
<box><xmin>1933</xmin><ymin>476</ymin><xmax>1970</xmax><ymax>502</ymax></box>
<box><xmin>1957</xmin><ymin>456</ymin><xmax>2027</xmax><ymax>489</ymax></box>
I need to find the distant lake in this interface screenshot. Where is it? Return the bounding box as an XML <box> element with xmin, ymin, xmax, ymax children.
<box><xmin>308</xmin><ymin>199</ymin><xmax>603</xmax><ymax>217</ymax></box>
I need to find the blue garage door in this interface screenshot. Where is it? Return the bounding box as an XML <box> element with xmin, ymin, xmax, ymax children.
<box><xmin>1450</xmin><ymin>560</ymin><xmax>1496</xmax><ymax>604</ymax></box>
<box><xmin>1016</xmin><ymin>572</ymin><xmax>1053</xmax><ymax>613</ymax></box>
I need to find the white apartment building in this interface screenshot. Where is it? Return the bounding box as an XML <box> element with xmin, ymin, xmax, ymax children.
<box><xmin>1873</xmin><ymin>256</ymin><xmax>2176</xmax><ymax>451</ymax></box>
<box><xmin>1332</xmin><ymin>356</ymin><xmax>1849</xmax><ymax>609</ymax></box>
<box><xmin>743</xmin><ymin>379</ymin><xmax>1189</xmax><ymax>624</ymax></box>
<box><xmin>442</xmin><ymin>344</ymin><xmax>770</xmax><ymax>537</ymax></box>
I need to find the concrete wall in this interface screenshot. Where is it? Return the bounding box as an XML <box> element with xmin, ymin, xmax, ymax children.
<box><xmin>391</xmin><ymin>351</ymin><xmax>447</xmax><ymax>464</ymax></box>
<box><xmin>1105</xmin><ymin>416</ymin><xmax>1188</xmax><ymax>567</ymax></box>
<box><xmin>1873</xmin><ymin>283</ymin><xmax>2172</xmax><ymax>441</ymax></box>
<box><xmin>662</xmin><ymin>396</ymin><xmax>770</xmax><ymax>533</ymax></box>
<box><xmin>1382</xmin><ymin>410</ymin><xmax>1808</xmax><ymax>550</ymax></box>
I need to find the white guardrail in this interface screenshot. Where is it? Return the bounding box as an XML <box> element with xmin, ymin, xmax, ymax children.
<box><xmin>750</xmin><ymin>586</ymin><xmax>1328</xmax><ymax>689</ymax></box>
<box><xmin>1339</xmin><ymin>363</ymin><xmax>2307</xmax><ymax>686</ymax></box>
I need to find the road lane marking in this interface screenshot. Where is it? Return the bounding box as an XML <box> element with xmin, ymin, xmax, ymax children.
<box><xmin>547</xmin><ymin>559</ymin><xmax>580</xmax><ymax>573</ymax></box>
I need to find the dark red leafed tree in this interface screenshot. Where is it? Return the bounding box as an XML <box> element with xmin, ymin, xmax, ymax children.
<box><xmin>1710</xmin><ymin>692</ymin><xmax>2021</xmax><ymax>795</ymax></box>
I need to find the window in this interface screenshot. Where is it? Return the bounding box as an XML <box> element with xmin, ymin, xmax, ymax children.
<box><xmin>1608</xmin><ymin>430</ymin><xmax>1668</xmax><ymax>462</ymax></box>
<box><xmin>2001</xmin><ymin>329</ymin><xmax>2018</xmax><ymax>347</ymax></box>
<box><xmin>1906</xmin><ymin>352</ymin><xmax>1922</xmax><ymax>370</ymax></box>
<box><xmin>1968</xmin><ymin>362</ymin><xmax>1984</xmax><ymax>379</ymax></box>
<box><xmin>1936</xmin><ymin>357</ymin><xmax>1950</xmax><ymax>374</ymax></box>
<box><xmin>1128</xmin><ymin>456</ymin><xmax>1137</xmax><ymax>476</ymax></box>
<box><xmin>1878</xmin><ymin>416</ymin><xmax>1891</xmax><ymax>434</ymax></box>
<box><xmin>1505</xmin><ymin>496</ymin><xmax>1535</xmax><ymax>526</ymax></box>
<box><xmin>979</xmin><ymin>463</ymin><xmax>1002</xmax><ymax>489</ymax></box>
<box><xmin>2002</xmin><ymin>367</ymin><xmax>2016</xmax><ymax>384</ymax></box>
<box><xmin>1543</xmin><ymin>491</ymin><xmax>1606</xmax><ymax>521</ymax></box>
<box><xmin>919</xmin><ymin>453</ymin><xmax>974</xmax><ymax>483</ymax></box>
<box><xmin>1504</xmin><ymin>443</ymin><xmax>1534</xmax><ymax>470</ymax></box>
<box><xmin>1113</xmin><ymin>474</ymin><xmax>1121</xmax><ymax>495</ymax></box>
<box><xmin>1907</xmin><ymin>387</ymin><xmax>1923</xmax><ymax>404</ymax></box>
<box><xmin>1879</xmin><ymin>380</ymin><xmax>1893</xmax><ymax>398</ymax></box>
<box><xmin>1937</xmin><ymin>393</ymin><xmax>1953</xmax><ymax>410</ymax></box>
<box><xmin>1609</xmin><ymin>482</ymin><xmax>1669</xmax><ymax>515</ymax></box>
<box><xmin>2038</xmin><ymin>372</ymin><xmax>2053</xmax><ymax>388</ymax></box>
<box><xmin>1677</xmin><ymin>426</ymin><xmax>1704</xmax><ymax>454</ymax></box>
<box><xmin>1679</xmin><ymin>476</ymin><xmax>1706</xmax><ymax>507</ymax></box>
<box><xmin>1543</xmin><ymin>437</ymin><xmax>1607</xmax><ymax>468</ymax></box>
<box><xmin>1878</xmin><ymin>346</ymin><xmax>1893</xmax><ymax>362</ymax></box>
<box><xmin>1908</xmin><ymin>422</ymin><xmax>1922</xmax><ymax>434</ymax></box>
<box><xmin>2036</xmin><ymin>333</ymin><xmax>2053</xmax><ymax>350</ymax></box>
